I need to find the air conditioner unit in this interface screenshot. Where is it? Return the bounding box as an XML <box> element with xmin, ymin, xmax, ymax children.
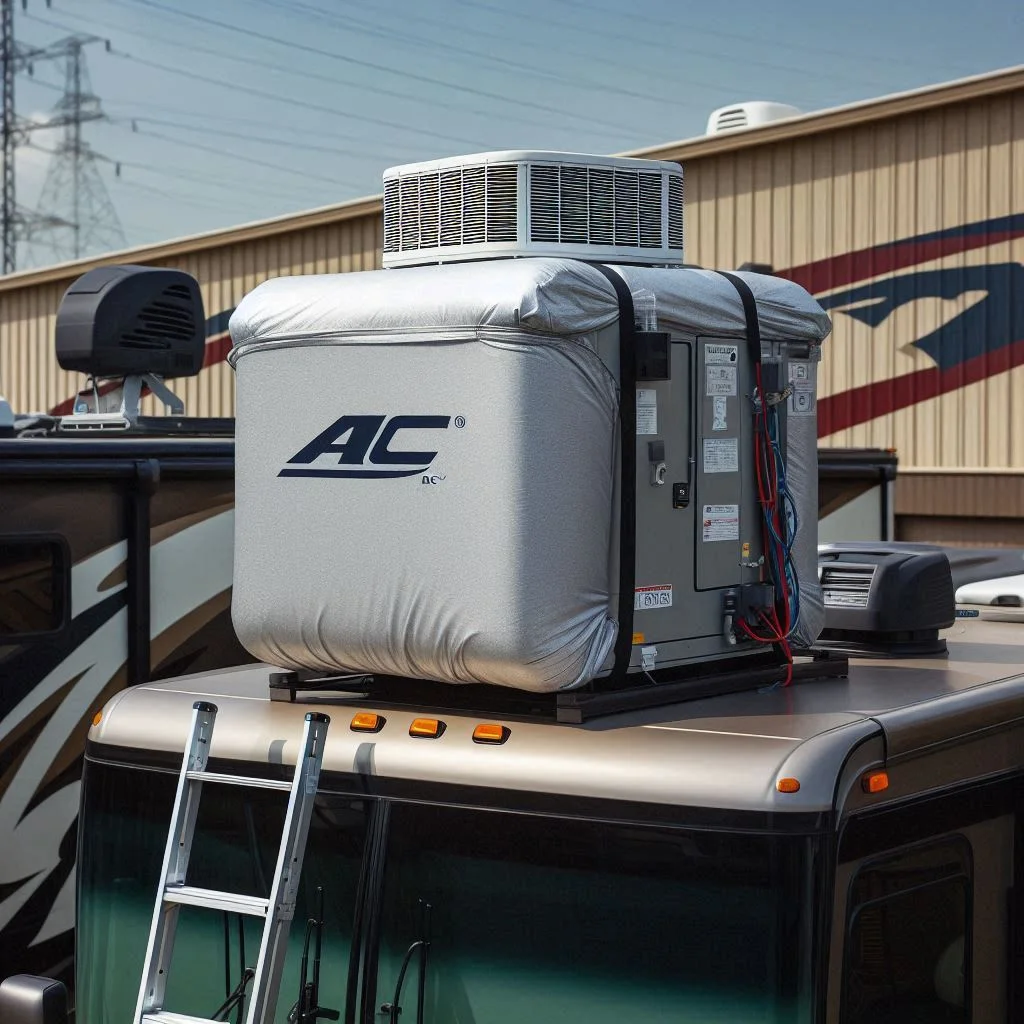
<box><xmin>382</xmin><ymin>150</ymin><xmax>684</xmax><ymax>268</ymax></box>
<box><xmin>706</xmin><ymin>102</ymin><xmax>802</xmax><ymax>136</ymax></box>
<box><xmin>228</xmin><ymin>152</ymin><xmax>832</xmax><ymax>694</ymax></box>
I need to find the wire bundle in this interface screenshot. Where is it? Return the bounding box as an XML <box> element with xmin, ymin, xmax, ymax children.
<box><xmin>737</xmin><ymin>363</ymin><xmax>802</xmax><ymax>686</ymax></box>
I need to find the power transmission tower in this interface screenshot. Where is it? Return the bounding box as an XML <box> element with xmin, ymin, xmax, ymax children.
<box><xmin>1</xmin><ymin>0</ymin><xmax>71</xmax><ymax>272</ymax></box>
<box><xmin>25</xmin><ymin>34</ymin><xmax>124</xmax><ymax>265</ymax></box>
<box><xmin>2</xmin><ymin>0</ymin><xmax>17</xmax><ymax>272</ymax></box>
<box><xmin>1</xmin><ymin>3</ymin><xmax>122</xmax><ymax>274</ymax></box>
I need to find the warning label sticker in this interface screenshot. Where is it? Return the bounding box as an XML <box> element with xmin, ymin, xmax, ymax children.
<box><xmin>702</xmin><ymin>504</ymin><xmax>740</xmax><ymax>542</ymax></box>
<box><xmin>706</xmin><ymin>344</ymin><xmax>738</xmax><ymax>365</ymax></box>
<box><xmin>636</xmin><ymin>388</ymin><xmax>658</xmax><ymax>435</ymax></box>
<box><xmin>706</xmin><ymin>365</ymin><xmax>737</xmax><ymax>397</ymax></box>
<box><xmin>703</xmin><ymin>437</ymin><xmax>738</xmax><ymax>474</ymax></box>
<box><xmin>712</xmin><ymin>395</ymin><xmax>728</xmax><ymax>430</ymax></box>
<box><xmin>635</xmin><ymin>584</ymin><xmax>673</xmax><ymax>611</ymax></box>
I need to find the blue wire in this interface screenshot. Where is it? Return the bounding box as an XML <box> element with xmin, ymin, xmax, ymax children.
<box><xmin>761</xmin><ymin>404</ymin><xmax>802</xmax><ymax>638</ymax></box>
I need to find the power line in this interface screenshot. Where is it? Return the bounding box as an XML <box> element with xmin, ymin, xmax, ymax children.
<box><xmin>114</xmin><ymin>175</ymin><xmax>279</xmax><ymax>219</ymax></box>
<box><xmin>249</xmin><ymin>0</ymin><xmax>694</xmax><ymax>110</ymax></box>
<box><xmin>41</xmin><ymin>5</ymin><xmax>529</xmax><ymax>138</ymax></box>
<box><xmin>452</xmin><ymin>0</ymin><xmax>886</xmax><ymax>92</ymax></box>
<box><xmin>305</xmin><ymin>0</ymin><xmax>727</xmax><ymax>101</ymax></box>
<box><xmin>27</xmin><ymin>139</ymin><xmax>321</xmax><ymax>205</ymax></box>
<box><xmin>106</xmin><ymin>47</ymin><xmax>486</xmax><ymax>149</ymax></box>
<box><xmin>126</xmin><ymin>116</ymin><xmax>420</xmax><ymax>166</ymax></box>
<box><xmin>122</xmin><ymin>123</ymin><xmax>361</xmax><ymax>190</ymax></box>
<box><xmin>110</xmin><ymin>0</ymin><xmax>640</xmax><ymax>138</ymax></box>
<box><xmin>30</xmin><ymin>8</ymin><xmax>494</xmax><ymax>148</ymax></box>
<box><xmin>547</xmin><ymin>0</ymin><xmax>980</xmax><ymax>77</ymax></box>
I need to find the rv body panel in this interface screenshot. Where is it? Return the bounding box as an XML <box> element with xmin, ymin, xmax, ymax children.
<box><xmin>0</xmin><ymin>438</ymin><xmax>249</xmax><ymax>984</ymax></box>
<box><xmin>88</xmin><ymin>616</ymin><xmax>1024</xmax><ymax>820</ymax></box>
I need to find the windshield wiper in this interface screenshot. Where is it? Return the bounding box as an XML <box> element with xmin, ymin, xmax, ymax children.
<box><xmin>290</xmin><ymin>887</ymin><xmax>340</xmax><ymax>1024</ymax></box>
<box><xmin>381</xmin><ymin>900</ymin><xmax>431</xmax><ymax>1024</ymax></box>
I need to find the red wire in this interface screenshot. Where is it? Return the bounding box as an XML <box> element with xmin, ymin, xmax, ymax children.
<box><xmin>743</xmin><ymin>366</ymin><xmax>795</xmax><ymax>688</ymax></box>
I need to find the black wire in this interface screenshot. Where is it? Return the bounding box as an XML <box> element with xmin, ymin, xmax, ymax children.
<box><xmin>251</xmin><ymin>0</ymin><xmax>692</xmax><ymax>109</ymax></box>
<box><xmin>112</xmin><ymin>0</ymin><xmax>638</xmax><ymax>137</ymax></box>
<box><xmin>258</xmin><ymin>0</ymin><xmax>718</xmax><ymax>102</ymax></box>
<box><xmin>124</xmin><ymin>116</ymin><xmax>421</xmax><ymax>164</ymax></box>
<box><xmin>32</xmin><ymin>6</ymin><xmax>494</xmax><ymax>142</ymax></box>
<box><xmin>26</xmin><ymin>8</ymin><xmax>489</xmax><ymax>150</ymax></box>
<box><xmin>547</xmin><ymin>0</ymin><xmax>979</xmax><ymax>77</ymax></box>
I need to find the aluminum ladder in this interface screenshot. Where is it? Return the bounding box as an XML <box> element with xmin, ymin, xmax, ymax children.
<box><xmin>134</xmin><ymin>700</ymin><xmax>330</xmax><ymax>1024</ymax></box>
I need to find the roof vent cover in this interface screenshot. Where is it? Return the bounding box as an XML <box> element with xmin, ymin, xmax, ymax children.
<box><xmin>383</xmin><ymin>151</ymin><xmax>684</xmax><ymax>268</ymax></box>
<box><xmin>706</xmin><ymin>101</ymin><xmax>802</xmax><ymax>135</ymax></box>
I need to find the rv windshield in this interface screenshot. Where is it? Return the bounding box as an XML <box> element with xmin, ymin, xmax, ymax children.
<box><xmin>77</xmin><ymin>759</ymin><xmax>818</xmax><ymax>1024</ymax></box>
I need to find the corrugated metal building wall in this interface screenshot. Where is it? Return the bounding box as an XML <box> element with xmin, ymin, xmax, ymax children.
<box><xmin>2</xmin><ymin>66</ymin><xmax>1023</xmax><ymax>542</ymax></box>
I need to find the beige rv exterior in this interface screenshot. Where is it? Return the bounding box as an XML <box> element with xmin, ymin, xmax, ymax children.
<box><xmin>1</xmin><ymin>66</ymin><xmax>1023</xmax><ymax>542</ymax></box>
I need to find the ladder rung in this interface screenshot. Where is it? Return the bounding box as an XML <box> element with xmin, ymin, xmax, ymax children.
<box><xmin>142</xmin><ymin>1013</ymin><xmax>219</xmax><ymax>1024</ymax></box>
<box><xmin>164</xmin><ymin>885</ymin><xmax>269</xmax><ymax>917</ymax></box>
<box><xmin>185</xmin><ymin>770</ymin><xmax>291</xmax><ymax>792</ymax></box>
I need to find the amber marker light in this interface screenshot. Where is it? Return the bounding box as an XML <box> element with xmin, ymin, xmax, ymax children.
<box><xmin>862</xmin><ymin>770</ymin><xmax>889</xmax><ymax>794</ymax></box>
<box><xmin>472</xmin><ymin>724</ymin><xmax>510</xmax><ymax>745</ymax></box>
<box><xmin>409</xmin><ymin>718</ymin><xmax>446</xmax><ymax>738</ymax></box>
<box><xmin>776</xmin><ymin>777</ymin><xmax>801</xmax><ymax>794</ymax></box>
<box><xmin>92</xmin><ymin>711</ymin><xmax>102</xmax><ymax>727</ymax></box>
<box><xmin>350</xmin><ymin>712</ymin><xmax>385</xmax><ymax>733</ymax></box>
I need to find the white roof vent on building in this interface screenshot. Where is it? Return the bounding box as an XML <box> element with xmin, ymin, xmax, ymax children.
<box><xmin>706</xmin><ymin>101</ymin><xmax>802</xmax><ymax>135</ymax></box>
<box><xmin>382</xmin><ymin>150</ymin><xmax>684</xmax><ymax>269</ymax></box>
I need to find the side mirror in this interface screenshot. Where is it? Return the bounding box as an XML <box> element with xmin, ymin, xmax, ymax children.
<box><xmin>0</xmin><ymin>975</ymin><xmax>69</xmax><ymax>1024</ymax></box>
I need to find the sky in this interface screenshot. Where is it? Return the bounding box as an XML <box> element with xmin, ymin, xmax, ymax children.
<box><xmin>10</xmin><ymin>0</ymin><xmax>1024</xmax><ymax>269</ymax></box>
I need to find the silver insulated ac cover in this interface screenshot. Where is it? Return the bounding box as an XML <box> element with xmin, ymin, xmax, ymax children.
<box><xmin>228</xmin><ymin>259</ymin><xmax>830</xmax><ymax>692</ymax></box>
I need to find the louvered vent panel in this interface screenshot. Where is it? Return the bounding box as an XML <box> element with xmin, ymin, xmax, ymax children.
<box><xmin>559</xmin><ymin>165</ymin><xmax>589</xmax><ymax>243</ymax></box>
<box><xmin>529</xmin><ymin>165</ymin><xmax>560</xmax><ymax>243</ymax></box>
<box><xmin>399</xmin><ymin>177</ymin><xmax>420</xmax><ymax>251</ymax></box>
<box><xmin>418</xmin><ymin>171</ymin><xmax>440</xmax><ymax>249</ymax></box>
<box><xmin>439</xmin><ymin>169</ymin><xmax>462</xmax><ymax>246</ymax></box>
<box><xmin>485</xmin><ymin>164</ymin><xmax>518</xmax><ymax>242</ymax></box>
<box><xmin>821</xmin><ymin>566</ymin><xmax>876</xmax><ymax>609</ymax></box>
<box><xmin>462</xmin><ymin>166</ymin><xmax>486</xmax><ymax>244</ymax></box>
<box><xmin>383</xmin><ymin>152</ymin><xmax>684</xmax><ymax>265</ymax></box>
<box><xmin>383</xmin><ymin>178</ymin><xmax>400</xmax><ymax>253</ymax></box>
<box><xmin>638</xmin><ymin>171</ymin><xmax>662</xmax><ymax>248</ymax></box>
<box><xmin>715</xmin><ymin>108</ymin><xmax>748</xmax><ymax>131</ymax></box>
<box><xmin>588</xmin><ymin>167</ymin><xmax>614</xmax><ymax>245</ymax></box>
<box><xmin>668</xmin><ymin>175</ymin><xmax>684</xmax><ymax>250</ymax></box>
<box><xmin>613</xmin><ymin>170</ymin><xmax>640</xmax><ymax>246</ymax></box>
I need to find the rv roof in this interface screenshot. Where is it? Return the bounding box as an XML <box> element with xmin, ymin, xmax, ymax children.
<box><xmin>90</xmin><ymin>616</ymin><xmax>1024</xmax><ymax>818</ymax></box>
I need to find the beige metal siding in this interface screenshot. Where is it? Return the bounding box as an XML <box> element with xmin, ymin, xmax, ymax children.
<box><xmin>682</xmin><ymin>91</ymin><xmax>1024</xmax><ymax>469</ymax></box>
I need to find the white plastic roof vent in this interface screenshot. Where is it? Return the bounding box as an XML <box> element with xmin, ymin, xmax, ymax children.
<box><xmin>706</xmin><ymin>101</ymin><xmax>802</xmax><ymax>135</ymax></box>
<box><xmin>382</xmin><ymin>151</ymin><xmax>684</xmax><ymax>268</ymax></box>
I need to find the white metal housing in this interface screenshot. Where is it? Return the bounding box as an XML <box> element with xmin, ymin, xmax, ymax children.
<box><xmin>382</xmin><ymin>150</ymin><xmax>684</xmax><ymax>268</ymax></box>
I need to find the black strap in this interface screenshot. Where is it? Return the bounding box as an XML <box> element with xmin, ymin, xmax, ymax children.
<box><xmin>715</xmin><ymin>271</ymin><xmax>762</xmax><ymax>364</ymax></box>
<box><xmin>587</xmin><ymin>263</ymin><xmax>637</xmax><ymax>680</ymax></box>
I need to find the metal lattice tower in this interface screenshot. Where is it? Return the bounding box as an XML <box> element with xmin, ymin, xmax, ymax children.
<box><xmin>2</xmin><ymin>0</ymin><xmax>16</xmax><ymax>273</ymax></box>
<box><xmin>26</xmin><ymin>36</ymin><xmax>124</xmax><ymax>265</ymax></box>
